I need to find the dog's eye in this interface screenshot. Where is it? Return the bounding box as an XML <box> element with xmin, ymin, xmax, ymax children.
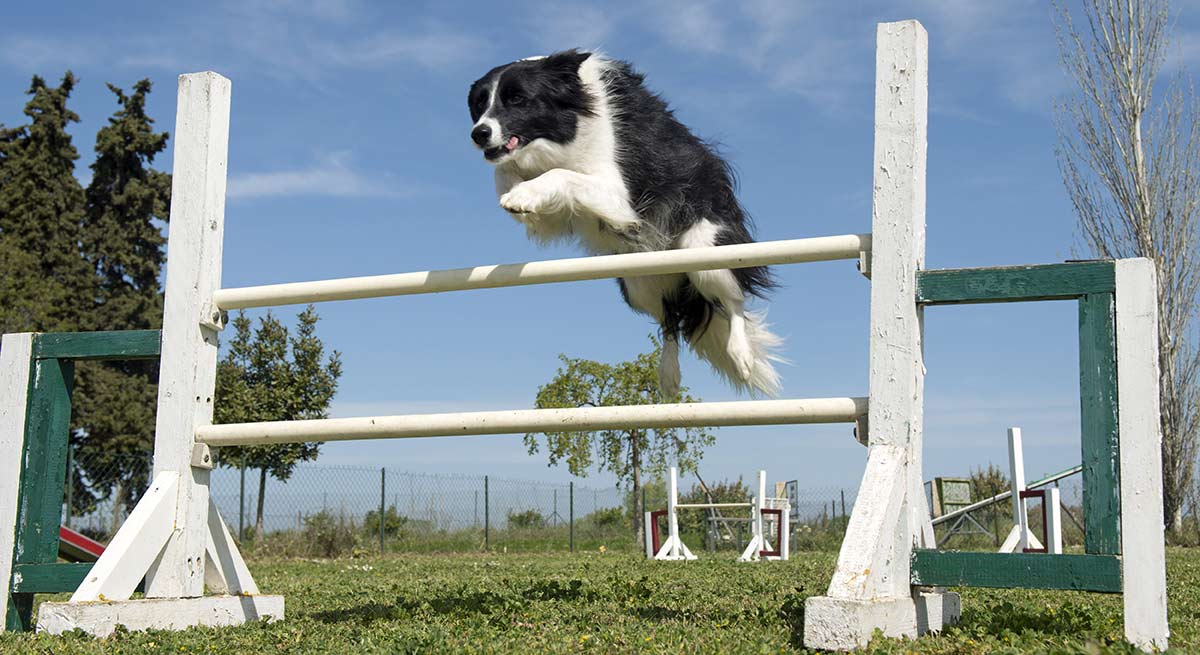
<box><xmin>507</xmin><ymin>93</ymin><xmax>525</xmax><ymax>106</ymax></box>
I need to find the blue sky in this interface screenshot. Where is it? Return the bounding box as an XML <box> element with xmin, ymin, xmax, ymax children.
<box><xmin>4</xmin><ymin>1</ymin><xmax>1198</xmax><ymax>492</ymax></box>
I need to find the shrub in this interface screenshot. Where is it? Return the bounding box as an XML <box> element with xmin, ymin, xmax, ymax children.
<box><xmin>507</xmin><ymin>509</ymin><xmax>546</xmax><ymax>529</ymax></box>
<box><xmin>583</xmin><ymin>506</ymin><xmax>624</xmax><ymax>529</ymax></box>
<box><xmin>304</xmin><ymin>510</ymin><xmax>361</xmax><ymax>558</ymax></box>
<box><xmin>363</xmin><ymin>504</ymin><xmax>408</xmax><ymax>537</ymax></box>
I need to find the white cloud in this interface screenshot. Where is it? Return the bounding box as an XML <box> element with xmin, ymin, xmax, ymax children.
<box><xmin>226</xmin><ymin>152</ymin><xmax>409</xmax><ymax>200</ymax></box>
<box><xmin>526</xmin><ymin>3</ymin><xmax>616</xmax><ymax>52</ymax></box>
<box><xmin>0</xmin><ymin>35</ymin><xmax>180</xmax><ymax>73</ymax></box>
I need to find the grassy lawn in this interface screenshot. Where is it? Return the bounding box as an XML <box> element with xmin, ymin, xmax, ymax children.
<box><xmin>2</xmin><ymin>548</ymin><xmax>1197</xmax><ymax>654</ymax></box>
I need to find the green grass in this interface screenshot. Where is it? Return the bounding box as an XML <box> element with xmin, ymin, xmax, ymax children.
<box><xmin>3</xmin><ymin>548</ymin><xmax>1198</xmax><ymax>654</ymax></box>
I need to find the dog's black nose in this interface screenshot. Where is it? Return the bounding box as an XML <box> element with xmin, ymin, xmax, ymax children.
<box><xmin>471</xmin><ymin>124</ymin><xmax>492</xmax><ymax>146</ymax></box>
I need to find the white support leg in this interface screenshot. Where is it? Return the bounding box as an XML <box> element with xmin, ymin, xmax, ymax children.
<box><xmin>70</xmin><ymin>472</ymin><xmax>180</xmax><ymax>602</ymax></box>
<box><xmin>204</xmin><ymin>498</ymin><xmax>259</xmax><ymax>595</ymax></box>
<box><xmin>0</xmin><ymin>333</ymin><xmax>34</xmax><ymax>632</ymax></box>
<box><xmin>1115</xmin><ymin>259</ymin><xmax>1169</xmax><ymax>652</ymax></box>
<box><xmin>805</xmin><ymin>20</ymin><xmax>959</xmax><ymax>651</ymax></box>
<box><xmin>142</xmin><ymin>72</ymin><xmax>232</xmax><ymax>599</ymax></box>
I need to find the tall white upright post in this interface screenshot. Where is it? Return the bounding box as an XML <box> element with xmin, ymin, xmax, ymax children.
<box><xmin>0</xmin><ymin>333</ymin><xmax>34</xmax><ymax>632</ymax></box>
<box><xmin>1114</xmin><ymin>259</ymin><xmax>1169</xmax><ymax>651</ymax></box>
<box><xmin>143</xmin><ymin>72</ymin><xmax>231</xmax><ymax>598</ymax></box>
<box><xmin>36</xmin><ymin>73</ymin><xmax>282</xmax><ymax>636</ymax></box>
<box><xmin>1046</xmin><ymin>488</ymin><xmax>1063</xmax><ymax>555</ymax></box>
<box><xmin>805</xmin><ymin>20</ymin><xmax>959</xmax><ymax>651</ymax></box>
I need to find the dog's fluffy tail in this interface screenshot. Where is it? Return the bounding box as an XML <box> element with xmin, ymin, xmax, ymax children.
<box><xmin>687</xmin><ymin>309</ymin><xmax>784</xmax><ymax>397</ymax></box>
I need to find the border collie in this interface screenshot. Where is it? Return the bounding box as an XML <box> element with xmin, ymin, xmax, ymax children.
<box><xmin>468</xmin><ymin>50</ymin><xmax>782</xmax><ymax>396</ymax></box>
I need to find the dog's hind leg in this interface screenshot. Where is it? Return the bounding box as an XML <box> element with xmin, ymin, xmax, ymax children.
<box><xmin>678</xmin><ymin>220</ymin><xmax>782</xmax><ymax>395</ymax></box>
<box><xmin>659</xmin><ymin>330</ymin><xmax>681</xmax><ymax>398</ymax></box>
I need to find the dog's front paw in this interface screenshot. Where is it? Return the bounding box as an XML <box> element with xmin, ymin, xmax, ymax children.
<box><xmin>500</xmin><ymin>182</ymin><xmax>557</xmax><ymax>216</ymax></box>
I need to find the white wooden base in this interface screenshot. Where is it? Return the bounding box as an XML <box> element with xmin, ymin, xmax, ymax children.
<box><xmin>653</xmin><ymin>536</ymin><xmax>696</xmax><ymax>560</ymax></box>
<box><xmin>803</xmin><ymin>590</ymin><xmax>960</xmax><ymax>651</ymax></box>
<box><xmin>37</xmin><ymin>595</ymin><xmax>284</xmax><ymax>637</ymax></box>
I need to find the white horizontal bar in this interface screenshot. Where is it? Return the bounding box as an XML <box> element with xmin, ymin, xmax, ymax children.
<box><xmin>213</xmin><ymin>234</ymin><xmax>871</xmax><ymax>309</ymax></box>
<box><xmin>676</xmin><ymin>502</ymin><xmax>753</xmax><ymax>509</ymax></box>
<box><xmin>196</xmin><ymin>397</ymin><xmax>868</xmax><ymax>446</ymax></box>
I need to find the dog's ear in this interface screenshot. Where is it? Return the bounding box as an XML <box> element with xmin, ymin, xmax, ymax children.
<box><xmin>542</xmin><ymin>49</ymin><xmax>590</xmax><ymax>78</ymax></box>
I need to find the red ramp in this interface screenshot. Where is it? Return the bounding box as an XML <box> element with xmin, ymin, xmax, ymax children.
<box><xmin>59</xmin><ymin>526</ymin><xmax>106</xmax><ymax>562</ymax></box>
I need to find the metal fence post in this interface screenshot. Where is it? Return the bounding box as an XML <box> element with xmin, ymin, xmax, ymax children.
<box><xmin>380</xmin><ymin>467</ymin><xmax>386</xmax><ymax>554</ymax></box>
<box><xmin>569</xmin><ymin>481</ymin><xmax>574</xmax><ymax>553</ymax></box>
<box><xmin>238</xmin><ymin>461</ymin><xmax>245</xmax><ymax>540</ymax></box>
<box><xmin>840</xmin><ymin>489</ymin><xmax>846</xmax><ymax>522</ymax></box>
<box><xmin>484</xmin><ymin>475</ymin><xmax>490</xmax><ymax>550</ymax></box>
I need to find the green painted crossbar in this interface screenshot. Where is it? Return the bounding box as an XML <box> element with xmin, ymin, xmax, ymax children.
<box><xmin>910</xmin><ymin>550</ymin><xmax>1122</xmax><ymax>593</ymax></box>
<box><xmin>916</xmin><ymin>262</ymin><xmax>1116</xmax><ymax>305</ymax></box>
<box><xmin>33</xmin><ymin>330</ymin><xmax>161</xmax><ymax>361</ymax></box>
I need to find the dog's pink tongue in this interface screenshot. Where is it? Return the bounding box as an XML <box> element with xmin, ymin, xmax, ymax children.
<box><xmin>505</xmin><ymin>136</ymin><xmax>519</xmax><ymax>151</ymax></box>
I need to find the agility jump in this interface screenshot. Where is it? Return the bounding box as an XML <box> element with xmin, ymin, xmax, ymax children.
<box><xmin>0</xmin><ymin>19</ymin><xmax>1169</xmax><ymax>651</ymax></box>
<box><xmin>643</xmin><ymin>467</ymin><xmax>789</xmax><ymax>562</ymax></box>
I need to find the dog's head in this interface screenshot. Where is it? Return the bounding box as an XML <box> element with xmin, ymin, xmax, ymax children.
<box><xmin>468</xmin><ymin>50</ymin><xmax>594</xmax><ymax>164</ymax></box>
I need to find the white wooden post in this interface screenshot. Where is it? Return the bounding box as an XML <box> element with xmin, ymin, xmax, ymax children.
<box><xmin>142</xmin><ymin>71</ymin><xmax>232</xmax><ymax>598</ymax></box>
<box><xmin>667</xmin><ymin>467</ymin><xmax>680</xmax><ymax>558</ymax></box>
<box><xmin>1114</xmin><ymin>258</ymin><xmax>1169</xmax><ymax>651</ymax></box>
<box><xmin>643</xmin><ymin>512</ymin><xmax>654</xmax><ymax>559</ymax></box>
<box><xmin>1046</xmin><ymin>488</ymin><xmax>1062</xmax><ymax>555</ymax></box>
<box><xmin>0</xmin><ymin>333</ymin><xmax>34</xmax><ymax>631</ymax></box>
<box><xmin>805</xmin><ymin>20</ymin><xmax>959</xmax><ymax>651</ymax></box>
<box><xmin>37</xmin><ymin>72</ymin><xmax>281</xmax><ymax>636</ymax></box>
<box><xmin>999</xmin><ymin>427</ymin><xmax>1032</xmax><ymax>552</ymax></box>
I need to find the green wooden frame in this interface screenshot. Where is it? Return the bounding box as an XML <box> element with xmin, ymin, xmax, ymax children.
<box><xmin>911</xmin><ymin>261</ymin><xmax>1124</xmax><ymax>592</ymax></box>
<box><xmin>5</xmin><ymin>330</ymin><xmax>160</xmax><ymax>631</ymax></box>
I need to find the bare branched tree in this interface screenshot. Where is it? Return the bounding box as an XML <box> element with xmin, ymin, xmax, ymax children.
<box><xmin>1054</xmin><ymin>0</ymin><xmax>1200</xmax><ymax>532</ymax></box>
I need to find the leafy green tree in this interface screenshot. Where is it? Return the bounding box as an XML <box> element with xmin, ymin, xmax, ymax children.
<box><xmin>214</xmin><ymin>307</ymin><xmax>342</xmax><ymax>540</ymax></box>
<box><xmin>524</xmin><ymin>338</ymin><xmax>715</xmax><ymax>544</ymax></box>
<box><xmin>71</xmin><ymin>79</ymin><xmax>172</xmax><ymax>515</ymax></box>
<box><xmin>0</xmin><ymin>73</ymin><xmax>91</xmax><ymax>334</ymax></box>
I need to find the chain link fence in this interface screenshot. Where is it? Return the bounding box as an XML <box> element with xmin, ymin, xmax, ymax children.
<box><xmin>63</xmin><ymin>453</ymin><xmax>861</xmax><ymax>555</ymax></box>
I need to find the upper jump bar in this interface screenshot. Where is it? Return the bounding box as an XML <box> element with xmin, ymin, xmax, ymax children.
<box><xmin>213</xmin><ymin>233</ymin><xmax>871</xmax><ymax>310</ymax></box>
<box><xmin>195</xmin><ymin>397</ymin><xmax>869</xmax><ymax>447</ymax></box>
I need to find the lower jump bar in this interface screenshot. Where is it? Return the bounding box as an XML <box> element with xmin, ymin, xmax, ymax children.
<box><xmin>195</xmin><ymin>397</ymin><xmax>869</xmax><ymax>447</ymax></box>
<box><xmin>676</xmin><ymin>503</ymin><xmax>753</xmax><ymax>509</ymax></box>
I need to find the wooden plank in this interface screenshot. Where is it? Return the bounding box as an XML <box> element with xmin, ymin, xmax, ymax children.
<box><xmin>916</xmin><ymin>262</ymin><xmax>1115</xmax><ymax>305</ymax></box>
<box><xmin>72</xmin><ymin>472</ymin><xmax>178</xmax><ymax>602</ymax></box>
<box><xmin>1114</xmin><ymin>259</ymin><xmax>1169</xmax><ymax>651</ymax></box>
<box><xmin>1079</xmin><ymin>292</ymin><xmax>1121</xmax><ymax>554</ymax></box>
<box><xmin>10</xmin><ymin>563</ymin><xmax>93</xmax><ymax>593</ymax></box>
<box><xmin>910</xmin><ymin>550</ymin><xmax>1122</xmax><ymax>592</ymax></box>
<box><xmin>144</xmin><ymin>72</ymin><xmax>231</xmax><ymax>599</ymax></box>
<box><xmin>0</xmin><ymin>333</ymin><xmax>34</xmax><ymax>632</ymax></box>
<box><xmin>33</xmin><ymin>330</ymin><xmax>161</xmax><ymax>361</ymax></box>
<box><xmin>15</xmin><ymin>356</ymin><xmax>74</xmax><ymax>565</ymax></box>
<box><xmin>37</xmin><ymin>594</ymin><xmax>284</xmax><ymax>637</ymax></box>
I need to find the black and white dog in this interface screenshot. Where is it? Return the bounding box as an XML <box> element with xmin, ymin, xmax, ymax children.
<box><xmin>468</xmin><ymin>50</ymin><xmax>782</xmax><ymax>396</ymax></box>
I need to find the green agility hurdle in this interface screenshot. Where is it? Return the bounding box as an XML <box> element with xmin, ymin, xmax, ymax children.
<box><xmin>0</xmin><ymin>18</ymin><xmax>1169</xmax><ymax>651</ymax></box>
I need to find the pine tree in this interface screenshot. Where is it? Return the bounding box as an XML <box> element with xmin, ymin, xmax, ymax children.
<box><xmin>71</xmin><ymin>79</ymin><xmax>172</xmax><ymax>515</ymax></box>
<box><xmin>0</xmin><ymin>73</ymin><xmax>91</xmax><ymax>334</ymax></box>
<box><xmin>214</xmin><ymin>307</ymin><xmax>342</xmax><ymax>541</ymax></box>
